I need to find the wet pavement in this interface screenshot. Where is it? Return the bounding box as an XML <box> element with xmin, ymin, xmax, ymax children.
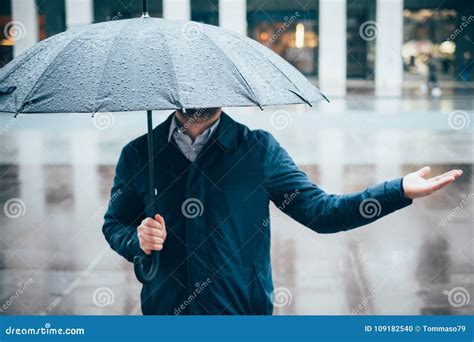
<box><xmin>0</xmin><ymin>96</ymin><xmax>472</xmax><ymax>315</ymax></box>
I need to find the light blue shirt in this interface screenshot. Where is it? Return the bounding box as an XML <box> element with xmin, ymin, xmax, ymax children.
<box><xmin>168</xmin><ymin>115</ymin><xmax>220</xmax><ymax>162</ymax></box>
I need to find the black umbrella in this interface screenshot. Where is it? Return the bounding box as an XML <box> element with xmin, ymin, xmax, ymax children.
<box><xmin>0</xmin><ymin>0</ymin><xmax>326</xmax><ymax>283</ymax></box>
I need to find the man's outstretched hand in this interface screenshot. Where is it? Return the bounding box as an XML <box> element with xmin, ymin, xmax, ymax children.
<box><xmin>403</xmin><ymin>166</ymin><xmax>463</xmax><ymax>199</ymax></box>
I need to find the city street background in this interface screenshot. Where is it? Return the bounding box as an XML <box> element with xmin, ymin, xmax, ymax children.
<box><xmin>0</xmin><ymin>0</ymin><xmax>473</xmax><ymax>315</ymax></box>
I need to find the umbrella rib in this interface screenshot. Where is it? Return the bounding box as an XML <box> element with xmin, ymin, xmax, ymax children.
<box><xmin>17</xmin><ymin>24</ymin><xmax>99</xmax><ymax>113</ymax></box>
<box><xmin>201</xmin><ymin>30</ymin><xmax>262</xmax><ymax>109</ymax></box>
<box><xmin>93</xmin><ymin>20</ymin><xmax>135</xmax><ymax>112</ymax></box>
<box><xmin>159</xmin><ymin>29</ymin><xmax>183</xmax><ymax>109</ymax></box>
<box><xmin>228</xmin><ymin>31</ymin><xmax>315</xmax><ymax>105</ymax></box>
<box><xmin>0</xmin><ymin>41</ymin><xmax>46</xmax><ymax>82</ymax></box>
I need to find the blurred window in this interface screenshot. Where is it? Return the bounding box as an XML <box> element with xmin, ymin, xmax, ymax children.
<box><xmin>247</xmin><ymin>0</ymin><xmax>319</xmax><ymax>76</ymax></box>
<box><xmin>403</xmin><ymin>8</ymin><xmax>459</xmax><ymax>81</ymax></box>
<box><xmin>0</xmin><ymin>0</ymin><xmax>13</xmax><ymax>67</ymax></box>
<box><xmin>93</xmin><ymin>0</ymin><xmax>163</xmax><ymax>22</ymax></box>
<box><xmin>36</xmin><ymin>0</ymin><xmax>66</xmax><ymax>40</ymax></box>
<box><xmin>346</xmin><ymin>0</ymin><xmax>376</xmax><ymax>79</ymax></box>
<box><xmin>191</xmin><ymin>0</ymin><xmax>218</xmax><ymax>26</ymax></box>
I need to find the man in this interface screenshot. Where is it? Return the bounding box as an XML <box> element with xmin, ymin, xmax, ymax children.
<box><xmin>103</xmin><ymin>108</ymin><xmax>462</xmax><ymax>315</ymax></box>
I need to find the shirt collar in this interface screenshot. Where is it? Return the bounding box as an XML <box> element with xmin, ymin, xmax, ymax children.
<box><xmin>168</xmin><ymin>114</ymin><xmax>221</xmax><ymax>142</ymax></box>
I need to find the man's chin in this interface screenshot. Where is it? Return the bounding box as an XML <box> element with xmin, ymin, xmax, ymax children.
<box><xmin>181</xmin><ymin>108</ymin><xmax>221</xmax><ymax>121</ymax></box>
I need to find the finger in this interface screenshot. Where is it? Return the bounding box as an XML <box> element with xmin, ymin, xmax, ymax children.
<box><xmin>452</xmin><ymin>169</ymin><xmax>463</xmax><ymax>179</ymax></box>
<box><xmin>416</xmin><ymin>166</ymin><xmax>431</xmax><ymax>178</ymax></box>
<box><xmin>139</xmin><ymin>232</ymin><xmax>164</xmax><ymax>244</ymax></box>
<box><xmin>155</xmin><ymin>214</ymin><xmax>166</xmax><ymax>232</ymax></box>
<box><xmin>141</xmin><ymin>241</ymin><xmax>163</xmax><ymax>251</ymax></box>
<box><xmin>141</xmin><ymin>217</ymin><xmax>162</xmax><ymax>229</ymax></box>
<box><xmin>138</xmin><ymin>225</ymin><xmax>165</xmax><ymax>237</ymax></box>
<box><xmin>428</xmin><ymin>169</ymin><xmax>462</xmax><ymax>182</ymax></box>
<box><xmin>428</xmin><ymin>176</ymin><xmax>456</xmax><ymax>193</ymax></box>
<box><xmin>428</xmin><ymin>170</ymin><xmax>455</xmax><ymax>181</ymax></box>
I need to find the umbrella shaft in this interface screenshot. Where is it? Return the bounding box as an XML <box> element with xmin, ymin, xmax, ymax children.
<box><xmin>143</xmin><ymin>0</ymin><xmax>148</xmax><ymax>15</ymax></box>
<box><xmin>147</xmin><ymin>110</ymin><xmax>156</xmax><ymax>214</ymax></box>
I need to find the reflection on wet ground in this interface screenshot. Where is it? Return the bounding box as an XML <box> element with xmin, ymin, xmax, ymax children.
<box><xmin>0</xmin><ymin>98</ymin><xmax>472</xmax><ymax>315</ymax></box>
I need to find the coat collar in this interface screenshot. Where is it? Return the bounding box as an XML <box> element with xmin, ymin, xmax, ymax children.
<box><xmin>213</xmin><ymin>111</ymin><xmax>238</xmax><ymax>150</ymax></box>
<box><xmin>155</xmin><ymin>111</ymin><xmax>238</xmax><ymax>151</ymax></box>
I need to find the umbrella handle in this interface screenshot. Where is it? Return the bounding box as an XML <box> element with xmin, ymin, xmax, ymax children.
<box><xmin>133</xmin><ymin>110</ymin><xmax>160</xmax><ymax>284</ymax></box>
<box><xmin>134</xmin><ymin>252</ymin><xmax>160</xmax><ymax>283</ymax></box>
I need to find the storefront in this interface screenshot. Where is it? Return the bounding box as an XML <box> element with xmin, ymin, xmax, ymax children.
<box><xmin>0</xmin><ymin>1</ymin><xmax>12</xmax><ymax>67</ymax></box>
<box><xmin>346</xmin><ymin>0</ymin><xmax>376</xmax><ymax>80</ymax></box>
<box><xmin>94</xmin><ymin>0</ymin><xmax>162</xmax><ymax>22</ymax></box>
<box><xmin>247</xmin><ymin>0</ymin><xmax>319</xmax><ymax>76</ymax></box>
<box><xmin>403</xmin><ymin>0</ymin><xmax>474</xmax><ymax>88</ymax></box>
<box><xmin>1</xmin><ymin>0</ymin><xmax>472</xmax><ymax>94</ymax></box>
<box><xmin>191</xmin><ymin>0</ymin><xmax>218</xmax><ymax>25</ymax></box>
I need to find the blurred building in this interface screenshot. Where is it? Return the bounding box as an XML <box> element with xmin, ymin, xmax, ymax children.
<box><xmin>0</xmin><ymin>0</ymin><xmax>473</xmax><ymax>97</ymax></box>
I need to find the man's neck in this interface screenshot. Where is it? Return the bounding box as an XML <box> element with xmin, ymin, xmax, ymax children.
<box><xmin>175</xmin><ymin>110</ymin><xmax>222</xmax><ymax>141</ymax></box>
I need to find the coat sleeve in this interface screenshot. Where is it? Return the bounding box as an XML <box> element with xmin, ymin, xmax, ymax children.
<box><xmin>261</xmin><ymin>132</ymin><xmax>412</xmax><ymax>233</ymax></box>
<box><xmin>102</xmin><ymin>144</ymin><xmax>146</xmax><ymax>262</ymax></box>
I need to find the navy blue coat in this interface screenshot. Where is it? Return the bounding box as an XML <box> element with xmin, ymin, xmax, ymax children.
<box><xmin>103</xmin><ymin>112</ymin><xmax>412</xmax><ymax>315</ymax></box>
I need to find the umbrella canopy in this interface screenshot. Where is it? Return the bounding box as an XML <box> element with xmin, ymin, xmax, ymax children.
<box><xmin>0</xmin><ymin>17</ymin><xmax>326</xmax><ymax>114</ymax></box>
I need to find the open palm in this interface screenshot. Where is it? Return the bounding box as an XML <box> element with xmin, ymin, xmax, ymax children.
<box><xmin>403</xmin><ymin>166</ymin><xmax>463</xmax><ymax>199</ymax></box>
